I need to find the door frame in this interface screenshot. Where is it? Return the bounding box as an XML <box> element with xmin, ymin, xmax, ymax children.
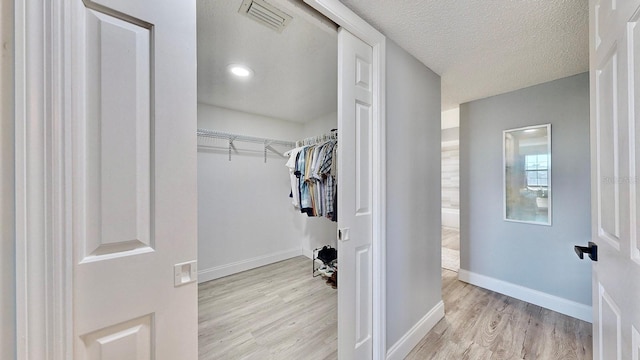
<box><xmin>303</xmin><ymin>1</ymin><xmax>387</xmax><ymax>359</ymax></box>
<box><xmin>15</xmin><ymin>0</ymin><xmax>72</xmax><ymax>359</ymax></box>
<box><xmin>14</xmin><ymin>0</ymin><xmax>387</xmax><ymax>359</ymax></box>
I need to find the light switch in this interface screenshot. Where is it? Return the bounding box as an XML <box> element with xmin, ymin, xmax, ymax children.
<box><xmin>174</xmin><ymin>260</ymin><xmax>197</xmax><ymax>287</ymax></box>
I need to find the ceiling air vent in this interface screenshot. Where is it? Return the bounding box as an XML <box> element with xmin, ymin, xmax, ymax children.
<box><xmin>238</xmin><ymin>0</ymin><xmax>293</xmax><ymax>33</ymax></box>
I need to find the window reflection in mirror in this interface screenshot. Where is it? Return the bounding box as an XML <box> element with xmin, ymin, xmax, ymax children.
<box><xmin>504</xmin><ymin>124</ymin><xmax>551</xmax><ymax>225</ymax></box>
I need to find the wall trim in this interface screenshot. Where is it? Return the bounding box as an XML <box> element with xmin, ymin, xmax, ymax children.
<box><xmin>441</xmin><ymin>139</ymin><xmax>459</xmax><ymax>147</ymax></box>
<box><xmin>458</xmin><ymin>269</ymin><xmax>592</xmax><ymax>323</ymax></box>
<box><xmin>303</xmin><ymin>1</ymin><xmax>387</xmax><ymax>359</ymax></box>
<box><xmin>198</xmin><ymin>248</ymin><xmax>303</xmax><ymax>283</ymax></box>
<box><xmin>15</xmin><ymin>0</ymin><xmax>72</xmax><ymax>358</ymax></box>
<box><xmin>386</xmin><ymin>301</ymin><xmax>445</xmax><ymax>360</ymax></box>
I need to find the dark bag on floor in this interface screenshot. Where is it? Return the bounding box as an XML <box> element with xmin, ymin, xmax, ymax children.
<box><xmin>317</xmin><ymin>246</ymin><xmax>337</xmax><ymax>264</ymax></box>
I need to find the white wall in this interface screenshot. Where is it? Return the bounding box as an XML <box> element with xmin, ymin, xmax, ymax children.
<box><xmin>441</xmin><ymin>127</ymin><xmax>459</xmax><ymax>228</ymax></box>
<box><xmin>1</xmin><ymin>0</ymin><xmax>15</xmax><ymax>357</ymax></box>
<box><xmin>385</xmin><ymin>39</ymin><xmax>443</xmax><ymax>355</ymax></box>
<box><xmin>441</xmin><ymin>108</ymin><xmax>460</xmax><ymax>229</ymax></box>
<box><xmin>459</xmin><ymin>73</ymin><xmax>592</xmax><ymax>321</ymax></box>
<box><xmin>197</xmin><ymin>104</ymin><xmax>337</xmax><ymax>282</ymax></box>
<box><xmin>441</xmin><ymin>107</ymin><xmax>459</xmax><ymax>129</ymax></box>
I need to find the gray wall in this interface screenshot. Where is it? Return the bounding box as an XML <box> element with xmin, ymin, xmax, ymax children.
<box><xmin>1</xmin><ymin>0</ymin><xmax>15</xmax><ymax>357</ymax></box>
<box><xmin>460</xmin><ymin>73</ymin><xmax>591</xmax><ymax>306</ymax></box>
<box><xmin>386</xmin><ymin>39</ymin><xmax>442</xmax><ymax>348</ymax></box>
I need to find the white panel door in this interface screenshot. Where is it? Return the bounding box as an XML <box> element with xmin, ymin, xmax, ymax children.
<box><xmin>590</xmin><ymin>0</ymin><xmax>640</xmax><ymax>359</ymax></box>
<box><xmin>338</xmin><ymin>28</ymin><xmax>373</xmax><ymax>360</ymax></box>
<box><xmin>69</xmin><ymin>0</ymin><xmax>198</xmax><ymax>359</ymax></box>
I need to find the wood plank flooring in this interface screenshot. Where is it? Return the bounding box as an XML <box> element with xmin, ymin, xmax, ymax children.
<box><xmin>199</xmin><ymin>230</ymin><xmax>592</xmax><ymax>359</ymax></box>
<box><xmin>442</xmin><ymin>226</ymin><xmax>460</xmax><ymax>251</ymax></box>
<box><xmin>406</xmin><ymin>269</ymin><xmax>593</xmax><ymax>359</ymax></box>
<box><xmin>198</xmin><ymin>256</ymin><xmax>337</xmax><ymax>360</ymax></box>
<box><xmin>442</xmin><ymin>226</ymin><xmax>460</xmax><ymax>272</ymax></box>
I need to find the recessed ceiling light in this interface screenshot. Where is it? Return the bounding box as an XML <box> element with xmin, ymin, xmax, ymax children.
<box><xmin>228</xmin><ymin>64</ymin><xmax>253</xmax><ymax>78</ymax></box>
<box><xmin>524</xmin><ymin>129</ymin><xmax>537</xmax><ymax>133</ymax></box>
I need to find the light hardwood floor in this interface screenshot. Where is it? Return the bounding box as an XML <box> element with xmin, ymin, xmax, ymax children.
<box><xmin>442</xmin><ymin>226</ymin><xmax>460</xmax><ymax>251</ymax></box>
<box><xmin>442</xmin><ymin>226</ymin><xmax>460</xmax><ymax>272</ymax></box>
<box><xmin>199</xmin><ymin>239</ymin><xmax>592</xmax><ymax>359</ymax></box>
<box><xmin>198</xmin><ymin>256</ymin><xmax>337</xmax><ymax>360</ymax></box>
<box><xmin>407</xmin><ymin>269</ymin><xmax>593</xmax><ymax>359</ymax></box>
<box><xmin>411</xmin><ymin>225</ymin><xmax>592</xmax><ymax>359</ymax></box>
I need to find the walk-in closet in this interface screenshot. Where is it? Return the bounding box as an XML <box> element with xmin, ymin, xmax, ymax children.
<box><xmin>196</xmin><ymin>1</ymin><xmax>339</xmax><ymax>358</ymax></box>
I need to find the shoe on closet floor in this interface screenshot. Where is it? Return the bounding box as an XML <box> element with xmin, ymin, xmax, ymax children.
<box><xmin>321</xmin><ymin>269</ymin><xmax>335</xmax><ymax>278</ymax></box>
<box><xmin>318</xmin><ymin>265</ymin><xmax>330</xmax><ymax>276</ymax></box>
<box><xmin>326</xmin><ymin>272</ymin><xmax>337</xmax><ymax>289</ymax></box>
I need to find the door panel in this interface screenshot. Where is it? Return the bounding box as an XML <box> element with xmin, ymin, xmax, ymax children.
<box><xmin>595</xmin><ymin>0</ymin><xmax>616</xmax><ymax>50</ymax></box>
<box><xmin>338</xmin><ymin>28</ymin><xmax>373</xmax><ymax>360</ymax></box>
<box><xmin>595</xmin><ymin>46</ymin><xmax>621</xmax><ymax>247</ymax></box>
<box><xmin>354</xmin><ymin>244</ymin><xmax>371</xmax><ymax>347</ymax></box>
<box><xmin>70</xmin><ymin>0</ymin><xmax>197</xmax><ymax>358</ymax></box>
<box><xmin>590</xmin><ymin>1</ymin><xmax>640</xmax><ymax>359</ymax></box>
<box><xmin>83</xmin><ymin>7</ymin><xmax>153</xmax><ymax>259</ymax></box>
<box><xmin>598</xmin><ymin>284</ymin><xmax>622</xmax><ymax>359</ymax></box>
<box><xmin>80</xmin><ymin>315</ymin><xmax>153</xmax><ymax>360</ymax></box>
<box><xmin>355</xmin><ymin>101</ymin><xmax>371</xmax><ymax>214</ymax></box>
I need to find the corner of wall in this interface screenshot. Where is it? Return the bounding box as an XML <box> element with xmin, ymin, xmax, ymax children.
<box><xmin>458</xmin><ymin>269</ymin><xmax>592</xmax><ymax>323</ymax></box>
<box><xmin>458</xmin><ymin>74</ymin><xmax>592</xmax><ymax>318</ymax></box>
<box><xmin>385</xmin><ymin>301</ymin><xmax>444</xmax><ymax>360</ymax></box>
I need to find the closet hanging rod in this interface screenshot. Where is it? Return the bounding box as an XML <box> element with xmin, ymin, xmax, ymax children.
<box><xmin>296</xmin><ymin>128</ymin><xmax>338</xmax><ymax>147</ymax></box>
<box><xmin>197</xmin><ymin>128</ymin><xmax>296</xmax><ymax>147</ymax></box>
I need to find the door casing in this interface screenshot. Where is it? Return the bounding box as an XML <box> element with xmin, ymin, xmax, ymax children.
<box><xmin>15</xmin><ymin>0</ymin><xmax>74</xmax><ymax>358</ymax></box>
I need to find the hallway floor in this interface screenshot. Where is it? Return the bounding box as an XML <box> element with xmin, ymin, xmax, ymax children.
<box><xmin>409</xmin><ymin>227</ymin><xmax>592</xmax><ymax>359</ymax></box>
<box><xmin>442</xmin><ymin>227</ymin><xmax>460</xmax><ymax>272</ymax></box>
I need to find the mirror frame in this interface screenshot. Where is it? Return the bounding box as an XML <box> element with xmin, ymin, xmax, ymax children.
<box><xmin>503</xmin><ymin>123</ymin><xmax>552</xmax><ymax>226</ymax></box>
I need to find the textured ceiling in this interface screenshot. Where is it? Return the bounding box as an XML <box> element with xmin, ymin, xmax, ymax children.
<box><xmin>340</xmin><ymin>0</ymin><xmax>589</xmax><ymax>110</ymax></box>
<box><xmin>197</xmin><ymin>0</ymin><xmax>337</xmax><ymax>122</ymax></box>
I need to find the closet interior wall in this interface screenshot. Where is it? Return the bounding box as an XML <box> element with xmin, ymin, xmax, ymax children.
<box><xmin>197</xmin><ymin>103</ymin><xmax>337</xmax><ymax>283</ymax></box>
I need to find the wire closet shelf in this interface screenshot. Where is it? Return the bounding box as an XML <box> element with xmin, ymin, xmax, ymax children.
<box><xmin>197</xmin><ymin>128</ymin><xmax>296</xmax><ymax>162</ymax></box>
<box><xmin>197</xmin><ymin>128</ymin><xmax>338</xmax><ymax>162</ymax></box>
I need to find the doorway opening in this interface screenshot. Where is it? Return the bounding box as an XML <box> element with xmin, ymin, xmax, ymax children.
<box><xmin>195</xmin><ymin>1</ymin><xmax>340</xmax><ymax>358</ymax></box>
<box><xmin>441</xmin><ymin>108</ymin><xmax>460</xmax><ymax>274</ymax></box>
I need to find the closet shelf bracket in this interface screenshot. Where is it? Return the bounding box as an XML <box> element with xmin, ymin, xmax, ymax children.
<box><xmin>228</xmin><ymin>138</ymin><xmax>237</xmax><ymax>161</ymax></box>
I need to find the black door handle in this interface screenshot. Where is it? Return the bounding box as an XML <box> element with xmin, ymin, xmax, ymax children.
<box><xmin>574</xmin><ymin>242</ymin><xmax>598</xmax><ymax>261</ymax></box>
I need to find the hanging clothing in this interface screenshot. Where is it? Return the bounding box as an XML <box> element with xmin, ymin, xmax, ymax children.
<box><xmin>286</xmin><ymin>139</ymin><xmax>337</xmax><ymax>222</ymax></box>
<box><xmin>285</xmin><ymin>146</ymin><xmax>304</xmax><ymax>208</ymax></box>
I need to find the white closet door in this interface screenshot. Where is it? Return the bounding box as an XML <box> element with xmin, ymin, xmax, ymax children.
<box><xmin>589</xmin><ymin>0</ymin><xmax>640</xmax><ymax>359</ymax></box>
<box><xmin>69</xmin><ymin>0</ymin><xmax>198</xmax><ymax>358</ymax></box>
<box><xmin>338</xmin><ymin>28</ymin><xmax>373</xmax><ymax>360</ymax></box>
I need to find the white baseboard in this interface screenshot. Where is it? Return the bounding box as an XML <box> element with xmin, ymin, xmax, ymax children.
<box><xmin>198</xmin><ymin>248</ymin><xmax>302</xmax><ymax>283</ymax></box>
<box><xmin>386</xmin><ymin>301</ymin><xmax>445</xmax><ymax>360</ymax></box>
<box><xmin>442</xmin><ymin>208</ymin><xmax>459</xmax><ymax>229</ymax></box>
<box><xmin>458</xmin><ymin>269</ymin><xmax>592</xmax><ymax>323</ymax></box>
<box><xmin>302</xmin><ymin>248</ymin><xmax>313</xmax><ymax>259</ymax></box>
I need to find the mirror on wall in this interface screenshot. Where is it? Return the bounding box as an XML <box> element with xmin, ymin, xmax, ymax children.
<box><xmin>504</xmin><ymin>124</ymin><xmax>551</xmax><ymax>225</ymax></box>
